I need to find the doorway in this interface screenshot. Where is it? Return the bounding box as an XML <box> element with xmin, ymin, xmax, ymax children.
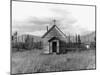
<box><xmin>52</xmin><ymin>41</ymin><xmax>57</xmax><ymax>53</ymax></box>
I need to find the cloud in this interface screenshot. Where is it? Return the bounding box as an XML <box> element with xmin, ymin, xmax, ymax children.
<box><xmin>12</xmin><ymin>8</ymin><xmax>78</xmax><ymax>36</ymax></box>
<box><xmin>49</xmin><ymin>8</ymin><xmax>92</xmax><ymax>35</ymax></box>
<box><xmin>27</xmin><ymin>17</ymin><xmax>52</xmax><ymax>25</ymax></box>
<box><xmin>12</xmin><ymin>16</ymin><xmax>55</xmax><ymax>35</ymax></box>
<box><xmin>25</xmin><ymin>30</ymin><xmax>46</xmax><ymax>36</ymax></box>
<box><xmin>50</xmin><ymin>8</ymin><xmax>77</xmax><ymax>24</ymax></box>
<box><xmin>51</xmin><ymin>8</ymin><xmax>70</xmax><ymax>17</ymax></box>
<box><xmin>12</xmin><ymin>7</ymin><xmax>92</xmax><ymax>36</ymax></box>
<box><xmin>50</xmin><ymin>8</ymin><xmax>80</xmax><ymax>35</ymax></box>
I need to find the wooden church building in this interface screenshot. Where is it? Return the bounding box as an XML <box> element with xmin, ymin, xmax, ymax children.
<box><xmin>42</xmin><ymin>20</ymin><xmax>69</xmax><ymax>54</ymax></box>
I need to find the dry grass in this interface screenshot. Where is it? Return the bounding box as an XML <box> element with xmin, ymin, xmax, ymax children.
<box><xmin>11</xmin><ymin>49</ymin><xmax>96</xmax><ymax>74</ymax></box>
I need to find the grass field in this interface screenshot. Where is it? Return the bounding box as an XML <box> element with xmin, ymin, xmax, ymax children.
<box><xmin>11</xmin><ymin>49</ymin><xmax>96</xmax><ymax>74</ymax></box>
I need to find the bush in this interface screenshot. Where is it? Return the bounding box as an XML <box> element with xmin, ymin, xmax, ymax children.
<box><xmin>34</xmin><ymin>41</ymin><xmax>43</xmax><ymax>49</ymax></box>
<box><xmin>12</xmin><ymin>34</ymin><xmax>44</xmax><ymax>51</ymax></box>
<box><xmin>12</xmin><ymin>41</ymin><xmax>43</xmax><ymax>51</ymax></box>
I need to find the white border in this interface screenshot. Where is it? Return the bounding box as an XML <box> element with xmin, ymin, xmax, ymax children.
<box><xmin>0</xmin><ymin>0</ymin><xmax>100</xmax><ymax>75</ymax></box>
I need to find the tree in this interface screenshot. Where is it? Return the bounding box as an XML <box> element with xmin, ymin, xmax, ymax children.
<box><xmin>25</xmin><ymin>35</ymin><xmax>34</xmax><ymax>50</ymax></box>
<box><xmin>12</xmin><ymin>35</ymin><xmax>14</xmax><ymax>41</ymax></box>
<box><xmin>38</xmin><ymin>41</ymin><xmax>43</xmax><ymax>49</ymax></box>
<box><xmin>25</xmin><ymin>35</ymin><xmax>30</xmax><ymax>49</ymax></box>
<box><xmin>68</xmin><ymin>34</ymin><xmax>72</xmax><ymax>48</ymax></box>
<box><xmin>92</xmin><ymin>36</ymin><xmax>96</xmax><ymax>48</ymax></box>
<box><xmin>12</xmin><ymin>31</ymin><xmax>20</xmax><ymax>51</ymax></box>
<box><xmin>77</xmin><ymin>34</ymin><xmax>81</xmax><ymax>48</ymax></box>
<box><xmin>78</xmin><ymin>34</ymin><xmax>81</xmax><ymax>44</ymax></box>
<box><xmin>68</xmin><ymin>34</ymin><xmax>71</xmax><ymax>43</ymax></box>
<box><xmin>75</xmin><ymin>34</ymin><xmax>78</xmax><ymax>44</ymax></box>
<box><xmin>13</xmin><ymin>31</ymin><xmax>18</xmax><ymax>43</ymax></box>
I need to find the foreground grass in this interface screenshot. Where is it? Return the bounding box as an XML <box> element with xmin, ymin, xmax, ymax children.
<box><xmin>11</xmin><ymin>49</ymin><xmax>96</xmax><ymax>74</ymax></box>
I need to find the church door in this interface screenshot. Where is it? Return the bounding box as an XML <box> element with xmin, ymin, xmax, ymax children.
<box><xmin>52</xmin><ymin>41</ymin><xmax>57</xmax><ymax>53</ymax></box>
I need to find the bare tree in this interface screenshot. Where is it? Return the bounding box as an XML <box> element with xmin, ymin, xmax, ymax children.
<box><xmin>75</xmin><ymin>34</ymin><xmax>78</xmax><ymax>44</ymax></box>
<box><xmin>25</xmin><ymin>35</ymin><xmax>34</xmax><ymax>50</ymax></box>
<box><xmin>68</xmin><ymin>34</ymin><xmax>72</xmax><ymax>48</ymax></box>
<box><xmin>77</xmin><ymin>34</ymin><xmax>81</xmax><ymax>48</ymax></box>
<box><xmin>68</xmin><ymin>34</ymin><xmax>71</xmax><ymax>43</ymax></box>
<box><xmin>13</xmin><ymin>31</ymin><xmax>18</xmax><ymax>43</ymax></box>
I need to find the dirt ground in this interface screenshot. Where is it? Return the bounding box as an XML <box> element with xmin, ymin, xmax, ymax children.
<box><xmin>11</xmin><ymin>49</ymin><xmax>96</xmax><ymax>74</ymax></box>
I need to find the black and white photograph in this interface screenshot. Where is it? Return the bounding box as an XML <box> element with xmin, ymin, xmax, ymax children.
<box><xmin>11</xmin><ymin>0</ymin><xmax>96</xmax><ymax>74</ymax></box>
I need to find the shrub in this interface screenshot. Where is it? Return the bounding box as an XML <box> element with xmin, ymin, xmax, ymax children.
<box><xmin>34</xmin><ymin>41</ymin><xmax>43</xmax><ymax>49</ymax></box>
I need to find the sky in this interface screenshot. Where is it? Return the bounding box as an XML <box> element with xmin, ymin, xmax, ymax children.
<box><xmin>12</xmin><ymin>1</ymin><xmax>95</xmax><ymax>36</ymax></box>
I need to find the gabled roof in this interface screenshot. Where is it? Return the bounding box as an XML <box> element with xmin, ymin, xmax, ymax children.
<box><xmin>42</xmin><ymin>25</ymin><xmax>67</xmax><ymax>38</ymax></box>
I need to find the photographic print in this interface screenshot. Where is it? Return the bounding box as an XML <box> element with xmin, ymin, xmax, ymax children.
<box><xmin>11</xmin><ymin>0</ymin><xmax>96</xmax><ymax>74</ymax></box>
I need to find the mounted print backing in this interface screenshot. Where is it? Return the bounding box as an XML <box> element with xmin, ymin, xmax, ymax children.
<box><xmin>11</xmin><ymin>0</ymin><xmax>96</xmax><ymax>74</ymax></box>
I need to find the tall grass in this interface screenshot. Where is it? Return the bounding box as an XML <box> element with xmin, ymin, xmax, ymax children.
<box><xmin>11</xmin><ymin>49</ymin><xmax>95</xmax><ymax>74</ymax></box>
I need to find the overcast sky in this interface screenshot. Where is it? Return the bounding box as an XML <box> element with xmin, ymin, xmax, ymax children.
<box><xmin>12</xmin><ymin>1</ymin><xmax>95</xmax><ymax>36</ymax></box>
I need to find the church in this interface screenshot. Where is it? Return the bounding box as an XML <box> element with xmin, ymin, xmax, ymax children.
<box><xmin>42</xmin><ymin>20</ymin><xmax>69</xmax><ymax>54</ymax></box>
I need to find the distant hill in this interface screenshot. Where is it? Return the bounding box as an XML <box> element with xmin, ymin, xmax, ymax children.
<box><xmin>17</xmin><ymin>34</ymin><xmax>42</xmax><ymax>43</ymax></box>
<box><xmin>64</xmin><ymin>31</ymin><xmax>96</xmax><ymax>43</ymax></box>
<box><xmin>16</xmin><ymin>31</ymin><xmax>95</xmax><ymax>44</ymax></box>
<box><xmin>80</xmin><ymin>31</ymin><xmax>95</xmax><ymax>43</ymax></box>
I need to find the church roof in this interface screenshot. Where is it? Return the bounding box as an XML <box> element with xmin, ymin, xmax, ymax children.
<box><xmin>42</xmin><ymin>25</ymin><xmax>67</xmax><ymax>38</ymax></box>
